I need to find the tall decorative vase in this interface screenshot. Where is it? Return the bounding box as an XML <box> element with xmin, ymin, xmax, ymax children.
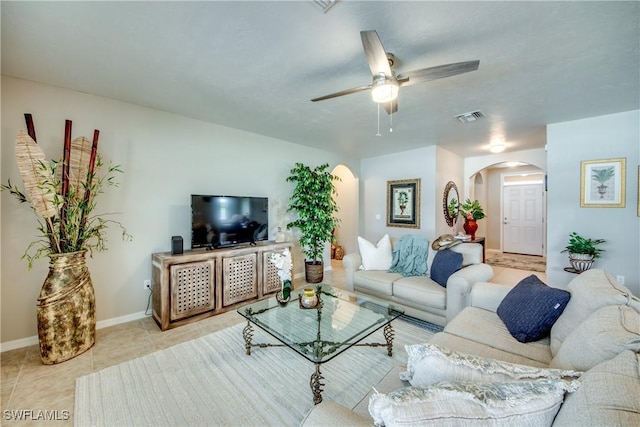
<box><xmin>37</xmin><ymin>250</ymin><xmax>96</xmax><ymax>365</ymax></box>
<box><xmin>463</xmin><ymin>219</ymin><xmax>478</xmax><ymax>240</ymax></box>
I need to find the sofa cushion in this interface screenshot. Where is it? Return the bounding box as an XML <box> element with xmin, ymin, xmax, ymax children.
<box><xmin>429</xmin><ymin>332</ymin><xmax>549</xmax><ymax>368</ymax></box>
<box><xmin>497</xmin><ymin>275</ymin><xmax>570</xmax><ymax>343</ymax></box>
<box><xmin>358</xmin><ymin>234</ymin><xmax>392</xmax><ymax>270</ymax></box>
<box><xmin>401</xmin><ymin>343</ymin><xmax>580</xmax><ymax>387</ymax></box>
<box><xmin>553</xmin><ymin>350</ymin><xmax>640</xmax><ymax>427</ymax></box>
<box><xmin>429</xmin><ymin>249</ymin><xmax>463</xmax><ymax>287</ymax></box>
<box><xmin>353</xmin><ymin>271</ymin><xmax>400</xmax><ymax>296</ymax></box>
<box><xmin>368</xmin><ymin>379</ymin><xmax>578</xmax><ymax>427</ymax></box>
<box><xmin>550</xmin><ymin>269</ymin><xmax>640</xmax><ymax>355</ymax></box>
<box><xmin>393</xmin><ymin>276</ymin><xmax>446</xmax><ymax>309</ymax></box>
<box><xmin>549</xmin><ymin>304</ymin><xmax>640</xmax><ymax>371</ymax></box>
<box><xmin>443</xmin><ymin>307</ymin><xmax>553</xmax><ymax>365</ymax></box>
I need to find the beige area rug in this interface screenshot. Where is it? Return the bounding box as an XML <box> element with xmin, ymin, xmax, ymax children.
<box><xmin>487</xmin><ymin>252</ymin><xmax>546</xmax><ymax>273</ymax></box>
<box><xmin>75</xmin><ymin>317</ymin><xmax>439</xmax><ymax>426</ymax></box>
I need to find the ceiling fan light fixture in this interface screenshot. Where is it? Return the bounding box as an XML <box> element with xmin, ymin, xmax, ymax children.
<box><xmin>371</xmin><ymin>75</ymin><xmax>399</xmax><ymax>104</ymax></box>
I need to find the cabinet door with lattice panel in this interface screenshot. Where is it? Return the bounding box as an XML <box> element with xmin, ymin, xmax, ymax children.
<box><xmin>169</xmin><ymin>260</ymin><xmax>215</xmax><ymax>321</ymax></box>
<box><xmin>262</xmin><ymin>250</ymin><xmax>284</xmax><ymax>295</ymax></box>
<box><xmin>222</xmin><ymin>253</ymin><xmax>258</xmax><ymax>306</ymax></box>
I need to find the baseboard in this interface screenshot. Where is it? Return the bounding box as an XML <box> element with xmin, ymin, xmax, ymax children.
<box><xmin>0</xmin><ymin>311</ymin><xmax>149</xmax><ymax>353</ymax></box>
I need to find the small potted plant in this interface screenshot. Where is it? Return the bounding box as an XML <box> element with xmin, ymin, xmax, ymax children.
<box><xmin>459</xmin><ymin>199</ymin><xmax>485</xmax><ymax>239</ymax></box>
<box><xmin>269</xmin><ymin>247</ymin><xmax>292</xmax><ymax>304</ymax></box>
<box><xmin>561</xmin><ymin>232</ymin><xmax>605</xmax><ymax>272</ymax></box>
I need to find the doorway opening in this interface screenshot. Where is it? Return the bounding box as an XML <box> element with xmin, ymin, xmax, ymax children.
<box><xmin>468</xmin><ymin>162</ymin><xmax>547</xmax><ymax>273</ymax></box>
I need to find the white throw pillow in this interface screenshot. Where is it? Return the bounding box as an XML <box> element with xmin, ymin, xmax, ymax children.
<box><xmin>369</xmin><ymin>379</ymin><xmax>579</xmax><ymax>427</ymax></box>
<box><xmin>358</xmin><ymin>235</ymin><xmax>392</xmax><ymax>271</ymax></box>
<box><xmin>401</xmin><ymin>343</ymin><xmax>581</xmax><ymax>386</ymax></box>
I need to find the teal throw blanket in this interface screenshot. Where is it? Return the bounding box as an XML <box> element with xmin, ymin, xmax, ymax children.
<box><xmin>388</xmin><ymin>235</ymin><xmax>429</xmax><ymax>277</ymax></box>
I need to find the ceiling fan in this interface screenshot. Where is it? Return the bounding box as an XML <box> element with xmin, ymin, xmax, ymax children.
<box><xmin>311</xmin><ymin>30</ymin><xmax>480</xmax><ymax>114</ymax></box>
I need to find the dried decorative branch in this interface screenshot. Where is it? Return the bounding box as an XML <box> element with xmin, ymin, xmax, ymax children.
<box><xmin>15</xmin><ymin>132</ymin><xmax>58</xmax><ymax>219</ymax></box>
<box><xmin>2</xmin><ymin>117</ymin><xmax>131</xmax><ymax>269</ymax></box>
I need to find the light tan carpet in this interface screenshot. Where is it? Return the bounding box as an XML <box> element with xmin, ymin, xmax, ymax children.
<box><xmin>75</xmin><ymin>317</ymin><xmax>438</xmax><ymax>426</ymax></box>
<box><xmin>487</xmin><ymin>253</ymin><xmax>546</xmax><ymax>273</ymax></box>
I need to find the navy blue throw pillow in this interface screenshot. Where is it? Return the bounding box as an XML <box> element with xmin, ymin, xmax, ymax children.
<box><xmin>430</xmin><ymin>249</ymin><xmax>463</xmax><ymax>287</ymax></box>
<box><xmin>497</xmin><ymin>275</ymin><xmax>571</xmax><ymax>343</ymax></box>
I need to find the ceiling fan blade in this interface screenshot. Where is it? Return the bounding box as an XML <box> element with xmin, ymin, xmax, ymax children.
<box><xmin>397</xmin><ymin>60</ymin><xmax>480</xmax><ymax>87</ymax></box>
<box><xmin>383</xmin><ymin>99</ymin><xmax>398</xmax><ymax>115</ymax></box>
<box><xmin>311</xmin><ymin>84</ymin><xmax>372</xmax><ymax>102</ymax></box>
<box><xmin>361</xmin><ymin>30</ymin><xmax>392</xmax><ymax>77</ymax></box>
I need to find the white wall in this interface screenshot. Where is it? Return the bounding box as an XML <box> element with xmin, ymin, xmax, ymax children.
<box><xmin>360</xmin><ymin>146</ymin><xmax>458</xmax><ymax>244</ymax></box>
<box><xmin>332</xmin><ymin>165</ymin><xmax>359</xmax><ymax>256</ymax></box>
<box><xmin>1</xmin><ymin>76</ymin><xmax>357</xmax><ymax>343</ymax></box>
<box><xmin>547</xmin><ymin>110</ymin><xmax>640</xmax><ymax>295</ymax></box>
<box><xmin>435</xmin><ymin>147</ymin><xmax>465</xmax><ymax>237</ymax></box>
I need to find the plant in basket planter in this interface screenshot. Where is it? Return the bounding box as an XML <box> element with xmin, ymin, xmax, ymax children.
<box><xmin>561</xmin><ymin>232</ymin><xmax>605</xmax><ymax>272</ymax></box>
<box><xmin>1</xmin><ymin>115</ymin><xmax>131</xmax><ymax>364</ymax></box>
<box><xmin>459</xmin><ymin>198</ymin><xmax>485</xmax><ymax>240</ymax></box>
<box><xmin>286</xmin><ymin>163</ymin><xmax>340</xmax><ymax>283</ymax></box>
<box><xmin>269</xmin><ymin>247</ymin><xmax>292</xmax><ymax>305</ymax></box>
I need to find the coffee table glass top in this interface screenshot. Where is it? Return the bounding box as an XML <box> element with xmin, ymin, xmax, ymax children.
<box><xmin>237</xmin><ymin>284</ymin><xmax>404</xmax><ymax>364</ymax></box>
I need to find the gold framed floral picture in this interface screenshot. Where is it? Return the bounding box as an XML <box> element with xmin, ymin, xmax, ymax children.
<box><xmin>580</xmin><ymin>158</ymin><xmax>626</xmax><ymax>208</ymax></box>
<box><xmin>387</xmin><ymin>178</ymin><xmax>421</xmax><ymax>228</ymax></box>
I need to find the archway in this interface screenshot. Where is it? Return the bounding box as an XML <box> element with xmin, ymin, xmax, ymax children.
<box><xmin>468</xmin><ymin>162</ymin><xmax>546</xmax><ymax>257</ymax></box>
<box><xmin>331</xmin><ymin>164</ymin><xmax>359</xmax><ymax>257</ymax></box>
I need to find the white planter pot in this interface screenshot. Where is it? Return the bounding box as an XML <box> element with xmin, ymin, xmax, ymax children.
<box><xmin>569</xmin><ymin>253</ymin><xmax>594</xmax><ymax>272</ymax></box>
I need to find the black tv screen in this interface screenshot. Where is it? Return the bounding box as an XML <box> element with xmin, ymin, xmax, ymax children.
<box><xmin>191</xmin><ymin>195</ymin><xmax>269</xmax><ymax>249</ymax></box>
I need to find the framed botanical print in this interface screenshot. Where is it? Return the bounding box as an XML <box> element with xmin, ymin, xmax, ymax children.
<box><xmin>580</xmin><ymin>158</ymin><xmax>626</xmax><ymax>208</ymax></box>
<box><xmin>387</xmin><ymin>178</ymin><xmax>421</xmax><ymax>228</ymax></box>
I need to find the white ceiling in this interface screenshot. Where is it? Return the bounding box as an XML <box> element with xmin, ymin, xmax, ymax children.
<box><xmin>2</xmin><ymin>1</ymin><xmax>638</xmax><ymax>159</ymax></box>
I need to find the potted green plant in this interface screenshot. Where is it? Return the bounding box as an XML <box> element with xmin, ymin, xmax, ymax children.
<box><xmin>459</xmin><ymin>198</ymin><xmax>485</xmax><ymax>220</ymax></box>
<box><xmin>1</xmin><ymin>116</ymin><xmax>130</xmax><ymax>364</ymax></box>
<box><xmin>286</xmin><ymin>162</ymin><xmax>340</xmax><ymax>283</ymax></box>
<box><xmin>459</xmin><ymin>198</ymin><xmax>485</xmax><ymax>240</ymax></box>
<box><xmin>561</xmin><ymin>232</ymin><xmax>605</xmax><ymax>272</ymax></box>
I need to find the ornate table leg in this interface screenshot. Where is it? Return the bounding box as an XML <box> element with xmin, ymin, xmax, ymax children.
<box><xmin>243</xmin><ymin>321</ymin><xmax>253</xmax><ymax>355</ymax></box>
<box><xmin>310</xmin><ymin>364</ymin><xmax>325</xmax><ymax>405</ymax></box>
<box><xmin>383</xmin><ymin>323</ymin><xmax>395</xmax><ymax>356</ymax></box>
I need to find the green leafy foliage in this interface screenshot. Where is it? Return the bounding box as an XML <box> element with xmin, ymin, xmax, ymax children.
<box><xmin>286</xmin><ymin>163</ymin><xmax>340</xmax><ymax>263</ymax></box>
<box><xmin>282</xmin><ymin>280</ymin><xmax>292</xmax><ymax>299</ymax></box>
<box><xmin>561</xmin><ymin>232</ymin><xmax>606</xmax><ymax>259</ymax></box>
<box><xmin>459</xmin><ymin>198</ymin><xmax>485</xmax><ymax>220</ymax></box>
<box><xmin>591</xmin><ymin>167</ymin><xmax>615</xmax><ymax>185</ymax></box>
<box><xmin>1</xmin><ymin>156</ymin><xmax>132</xmax><ymax>268</ymax></box>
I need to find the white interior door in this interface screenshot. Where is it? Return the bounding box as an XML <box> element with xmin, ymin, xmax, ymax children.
<box><xmin>503</xmin><ymin>184</ymin><xmax>544</xmax><ymax>255</ymax></box>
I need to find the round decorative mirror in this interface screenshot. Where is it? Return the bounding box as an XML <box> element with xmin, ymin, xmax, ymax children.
<box><xmin>443</xmin><ymin>181</ymin><xmax>459</xmax><ymax>227</ymax></box>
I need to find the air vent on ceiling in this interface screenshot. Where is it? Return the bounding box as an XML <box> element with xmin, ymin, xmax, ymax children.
<box><xmin>312</xmin><ymin>0</ymin><xmax>338</xmax><ymax>13</ymax></box>
<box><xmin>455</xmin><ymin>110</ymin><xmax>485</xmax><ymax>123</ymax></box>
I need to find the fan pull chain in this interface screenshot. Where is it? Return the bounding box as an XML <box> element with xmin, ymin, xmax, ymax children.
<box><xmin>376</xmin><ymin>103</ymin><xmax>381</xmax><ymax>136</ymax></box>
<box><xmin>389</xmin><ymin>102</ymin><xmax>393</xmax><ymax>133</ymax></box>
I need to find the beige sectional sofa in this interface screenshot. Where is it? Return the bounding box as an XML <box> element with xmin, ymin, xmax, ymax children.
<box><xmin>302</xmin><ymin>269</ymin><xmax>640</xmax><ymax>426</ymax></box>
<box><xmin>343</xmin><ymin>239</ymin><xmax>494</xmax><ymax>326</ymax></box>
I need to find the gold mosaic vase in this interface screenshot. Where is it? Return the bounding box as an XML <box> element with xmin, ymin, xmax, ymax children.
<box><xmin>37</xmin><ymin>250</ymin><xmax>96</xmax><ymax>365</ymax></box>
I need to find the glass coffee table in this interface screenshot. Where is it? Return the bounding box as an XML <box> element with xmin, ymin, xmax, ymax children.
<box><xmin>237</xmin><ymin>284</ymin><xmax>404</xmax><ymax>404</ymax></box>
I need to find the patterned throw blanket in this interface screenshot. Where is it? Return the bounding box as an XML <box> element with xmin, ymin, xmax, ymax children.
<box><xmin>388</xmin><ymin>235</ymin><xmax>429</xmax><ymax>277</ymax></box>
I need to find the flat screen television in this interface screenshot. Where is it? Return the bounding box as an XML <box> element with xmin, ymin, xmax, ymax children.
<box><xmin>191</xmin><ymin>195</ymin><xmax>269</xmax><ymax>249</ymax></box>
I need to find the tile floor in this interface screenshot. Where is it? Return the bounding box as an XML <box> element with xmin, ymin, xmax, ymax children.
<box><xmin>1</xmin><ymin>256</ymin><xmax>541</xmax><ymax>426</ymax></box>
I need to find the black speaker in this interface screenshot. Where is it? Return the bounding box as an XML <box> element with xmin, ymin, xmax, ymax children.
<box><xmin>171</xmin><ymin>236</ymin><xmax>183</xmax><ymax>255</ymax></box>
